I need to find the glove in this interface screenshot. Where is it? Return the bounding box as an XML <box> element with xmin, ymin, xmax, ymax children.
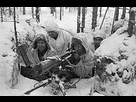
<box><xmin>61</xmin><ymin>52</ymin><xmax>81</xmax><ymax>68</ymax></box>
<box><xmin>68</xmin><ymin>52</ymin><xmax>81</xmax><ymax>65</ymax></box>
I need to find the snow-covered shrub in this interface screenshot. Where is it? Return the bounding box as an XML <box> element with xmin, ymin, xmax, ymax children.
<box><xmin>94</xmin><ymin>25</ymin><xmax>136</xmax><ymax>95</ymax></box>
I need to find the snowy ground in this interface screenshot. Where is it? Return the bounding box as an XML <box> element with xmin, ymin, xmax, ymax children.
<box><xmin>13</xmin><ymin>73</ymin><xmax>96</xmax><ymax>96</ymax></box>
<box><xmin>0</xmin><ymin>7</ymin><xmax>134</xmax><ymax>96</ymax></box>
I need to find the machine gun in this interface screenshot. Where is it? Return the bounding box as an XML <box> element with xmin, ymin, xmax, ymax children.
<box><xmin>24</xmin><ymin>78</ymin><xmax>52</xmax><ymax>95</ymax></box>
<box><xmin>24</xmin><ymin>50</ymin><xmax>77</xmax><ymax>95</ymax></box>
<box><xmin>31</xmin><ymin>50</ymin><xmax>76</xmax><ymax>80</ymax></box>
<box><xmin>24</xmin><ymin>74</ymin><xmax>67</xmax><ymax>95</ymax></box>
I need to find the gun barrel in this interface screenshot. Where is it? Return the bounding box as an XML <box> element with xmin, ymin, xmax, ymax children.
<box><xmin>61</xmin><ymin>50</ymin><xmax>76</xmax><ymax>59</ymax></box>
<box><xmin>24</xmin><ymin>79</ymin><xmax>52</xmax><ymax>95</ymax></box>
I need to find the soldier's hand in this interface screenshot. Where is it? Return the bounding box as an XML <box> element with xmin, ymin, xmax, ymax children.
<box><xmin>39</xmin><ymin>60</ymin><xmax>51</xmax><ymax>66</ymax></box>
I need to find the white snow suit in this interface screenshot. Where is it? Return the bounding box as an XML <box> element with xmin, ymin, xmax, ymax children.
<box><xmin>43</xmin><ymin>21</ymin><xmax>74</xmax><ymax>56</ymax></box>
<box><xmin>70</xmin><ymin>33</ymin><xmax>94</xmax><ymax>78</ymax></box>
<box><xmin>93</xmin><ymin>29</ymin><xmax>106</xmax><ymax>40</ymax></box>
<box><xmin>26</xmin><ymin>34</ymin><xmax>57</xmax><ymax>67</ymax></box>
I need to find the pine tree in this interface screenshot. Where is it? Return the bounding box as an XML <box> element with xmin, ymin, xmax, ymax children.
<box><xmin>35</xmin><ymin>7</ymin><xmax>40</xmax><ymax>22</ymax></box>
<box><xmin>62</xmin><ymin>7</ymin><xmax>64</xmax><ymax>16</ymax></box>
<box><xmin>92</xmin><ymin>7</ymin><xmax>98</xmax><ymax>30</ymax></box>
<box><xmin>77</xmin><ymin>7</ymin><xmax>81</xmax><ymax>33</ymax></box>
<box><xmin>50</xmin><ymin>7</ymin><xmax>54</xmax><ymax>14</ymax></box>
<box><xmin>99</xmin><ymin>7</ymin><xmax>109</xmax><ymax>30</ymax></box>
<box><xmin>69</xmin><ymin>7</ymin><xmax>71</xmax><ymax>13</ymax></box>
<box><xmin>13</xmin><ymin>7</ymin><xmax>19</xmax><ymax>53</ymax></box>
<box><xmin>60</xmin><ymin>7</ymin><xmax>62</xmax><ymax>20</ymax></box>
<box><xmin>111</xmin><ymin>7</ymin><xmax>117</xmax><ymax>34</ymax></box>
<box><xmin>9</xmin><ymin>7</ymin><xmax>12</xmax><ymax>16</ymax></box>
<box><xmin>50</xmin><ymin>7</ymin><xmax>56</xmax><ymax>16</ymax></box>
<box><xmin>81</xmin><ymin>7</ymin><xmax>86</xmax><ymax>32</ymax></box>
<box><xmin>23</xmin><ymin>7</ymin><xmax>26</xmax><ymax>15</ymax></box>
<box><xmin>114</xmin><ymin>7</ymin><xmax>119</xmax><ymax>21</ymax></box>
<box><xmin>2</xmin><ymin>7</ymin><xmax>5</xmax><ymax>15</ymax></box>
<box><xmin>99</xmin><ymin>7</ymin><xmax>102</xmax><ymax>17</ymax></box>
<box><xmin>54</xmin><ymin>7</ymin><xmax>57</xmax><ymax>19</ymax></box>
<box><xmin>0</xmin><ymin>7</ymin><xmax>3</xmax><ymax>22</ymax></box>
<box><xmin>32</xmin><ymin>7</ymin><xmax>34</xmax><ymax>18</ymax></box>
<box><xmin>128</xmin><ymin>7</ymin><xmax>135</xmax><ymax>37</ymax></box>
<box><xmin>121</xmin><ymin>7</ymin><xmax>126</xmax><ymax>19</ymax></box>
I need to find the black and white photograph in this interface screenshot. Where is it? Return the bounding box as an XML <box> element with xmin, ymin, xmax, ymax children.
<box><xmin>0</xmin><ymin>7</ymin><xmax>136</xmax><ymax>96</ymax></box>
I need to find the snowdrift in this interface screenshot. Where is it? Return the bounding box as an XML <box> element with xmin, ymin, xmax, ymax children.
<box><xmin>94</xmin><ymin>25</ymin><xmax>136</xmax><ymax>96</ymax></box>
<box><xmin>0</xmin><ymin>20</ymin><xmax>36</xmax><ymax>95</ymax></box>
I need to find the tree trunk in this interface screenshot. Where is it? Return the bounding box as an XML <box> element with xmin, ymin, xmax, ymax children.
<box><xmin>77</xmin><ymin>7</ymin><xmax>81</xmax><ymax>33</ymax></box>
<box><xmin>69</xmin><ymin>7</ymin><xmax>71</xmax><ymax>13</ymax></box>
<box><xmin>99</xmin><ymin>7</ymin><xmax>102</xmax><ymax>17</ymax></box>
<box><xmin>62</xmin><ymin>7</ymin><xmax>64</xmax><ymax>16</ymax></box>
<box><xmin>81</xmin><ymin>7</ymin><xmax>86</xmax><ymax>32</ymax></box>
<box><xmin>50</xmin><ymin>7</ymin><xmax>53</xmax><ymax>14</ymax></box>
<box><xmin>2</xmin><ymin>7</ymin><xmax>5</xmax><ymax>15</ymax></box>
<box><xmin>1</xmin><ymin>7</ymin><xmax>3</xmax><ymax>22</ymax></box>
<box><xmin>60</xmin><ymin>7</ymin><xmax>62</xmax><ymax>20</ymax></box>
<box><xmin>32</xmin><ymin>7</ymin><xmax>34</xmax><ymax>18</ymax></box>
<box><xmin>13</xmin><ymin>7</ymin><xmax>19</xmax><ymax>53</ymax></box>
<box><xmin>99</xmin><ymin>7</ymin><xmax>109</xmax><ymax>30</ymax></box>
<box><xmin>23</xmin><ymin>7</ymin><xmax>26</xmax><ymax>15</ymax></box>
<box><xmin>19</xmin><ymin>7</ymin><xmax>22</xmax><ymax>12</ymax></box>
<box><xmin>54</xmin><ymin>7</ymin><xmax>57</xmax><ymax>18</ymax></box>
<box><xmin>92</xmin><ymin>7</ymin><xmax>98</xmax><ymax>30</ymax></box>
<box><xmin>111</xmin><ymin>7</ymin><xmax>117</xmax><ymax>34</ymax></box>
<box><xmin>128</xmin><ymin>7</ymin><xmax>135</xmax><ymax>37</ymax></box>
<box><xmin>114</xmin><ymin>7</ymin><xmax>119</xmax><ymax>21</ymax></box>
<box><xmin>85</xmin><ymin>7</ymin><xmax>87</xmax><ymax>15</ymax></box>
<box><xmin>50</xmin><ymin>7</ymin><xmax>56</xmax><ymax>16</ymax></box>
<box><xmin>9</xmin><ymin>7</ymin><xmax>12</xmax><ymax>16</ymax></box>
<box><xmin>121</xmin><ymin>7</ymin><xmax>126</xmax><ymax>19</ymax></box>
<box><xmin>35</xmin><ymin>7</ymin><xmax>40</xmax><ymax>22</ymax></box>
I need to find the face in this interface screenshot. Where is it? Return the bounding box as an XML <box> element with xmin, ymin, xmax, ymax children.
<box><xmin>73</xmin><ymin>44</ymin><xmax>85</xmax><ymax>56</ymax></box>
<box><xmin>37</xmin><ymin>40</ymin><xmax>47</xmax><ymax>51</ymax></box>
<box><xmin>47</xmin><ymin>31</ymin><xmax>58</xmax><ymax>40</ymax></box>
<box><xmin>94</xmin><ymin>37</ymin><xmax>103</xmax><ymax>49</ymax></box>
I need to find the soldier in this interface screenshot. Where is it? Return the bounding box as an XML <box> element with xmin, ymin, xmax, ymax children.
<box><xmin>43</xmin><ymin>20</ymin><xmax>75</xmax><ymax>56</ymax></box>
<box><xmin>93</xmin><ymin>30</ymin><xmax>106</xmax><ymax>50</ymax></box>
<box><xmin>20</xmin><ymin>33</ymin><xmax>57</xmax><ymax>80</ymax></box>
<box><xmin>63</xmin><ymin>33</ymin><xmax>95</xmax><ymax>78</ymax></box>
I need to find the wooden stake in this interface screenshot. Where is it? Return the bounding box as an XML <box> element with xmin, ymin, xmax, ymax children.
<box><xmin>13</xmin><ymin>7</ymin><xmax>19</xmax><ymax>53</ymax></box>
<box><xmin>99</xmin><ymin>7</ymin><xmax>109</xmax><ymax>30</ymax></box>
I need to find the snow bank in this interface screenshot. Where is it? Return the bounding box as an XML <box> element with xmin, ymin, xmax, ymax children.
<box><xmin>94</xmin><ymin>25</ymin><xmax>136</xmax><ymax>95</ymax></box>
<box><xmin>0</xmin><ymin>21</ymin><xmax>36</xmax><ymax>95</ymax></box>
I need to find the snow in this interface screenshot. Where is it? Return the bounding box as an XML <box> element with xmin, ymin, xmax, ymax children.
<box><xmin>0</xmin><ymin>7</ymin><xmax>135</xmax><ymax>96</ymax></box>
<box><xmin>131</xmin><ymin>7</ymin><xmax>136</xmax><ymax>12</ymax></box>
<box><xmin>94</xmin><ymin>23</ymin><xmax>136</xmax><ymax>95</ymax></box>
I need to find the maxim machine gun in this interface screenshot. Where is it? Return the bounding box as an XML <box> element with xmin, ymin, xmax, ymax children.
<box><xmin>18</xmin><ymin>44</ymin><xmax>77</xmax><ymax>95</ymax></box>
<box><xmin>31</xmin><ymin>49</ymin><xmax>77</xmax><ymax>82</ymax></box>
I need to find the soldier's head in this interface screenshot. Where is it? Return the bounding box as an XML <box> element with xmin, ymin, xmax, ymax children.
<box><xmin>93</xmin><ymin>30</ymin><xmax>105</xmax><ymax>50</ymax></box>
<box><xmin>33</xmin><ymin>34</ymin><xmax>49</xmax><ymax>51</ymax></box>
<box><xmin>43</xmin><ymin>20</ymin><xmax>60</xmax><ymax>40</ymax></box>
<box><xmin>71</xmin><ymin>37</ymin><xmax>86</xmax><ymax>56</ymax></box>
<box><xmin>112</xmin><ymin>24</ymin><xmax>122</xmax><ymax>34</ymax></box>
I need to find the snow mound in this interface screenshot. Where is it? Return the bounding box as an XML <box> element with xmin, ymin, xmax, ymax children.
<box><xmin>94</xmin><ymin>25</ymin><xmax>136</xmax><ymax>95</ymax></box>
<box><xmin>0</xmin><ymin>21</ymin><xmax>35</xmax><ymax>95</ymax></box>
